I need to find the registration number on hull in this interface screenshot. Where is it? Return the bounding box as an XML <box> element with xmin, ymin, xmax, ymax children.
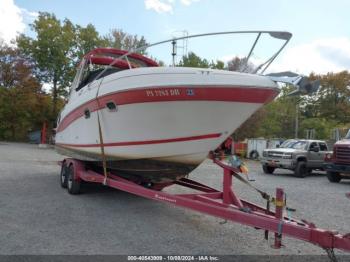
<box><xmin>146</xmin><ymin>89</ymin><xmax>181</xmax><ymax>97</ymax></box>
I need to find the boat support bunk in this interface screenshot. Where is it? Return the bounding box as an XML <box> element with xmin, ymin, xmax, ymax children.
<box><xmin>59</xmin><ymin>155</ymin><xmax>350</xmax><ymax>260</ymax></box>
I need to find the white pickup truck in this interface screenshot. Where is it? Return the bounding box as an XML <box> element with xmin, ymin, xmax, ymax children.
<box><xmin>260</xmin><ymin>139</ymin><xmax>330</xmax><ymax>178</ymax></box>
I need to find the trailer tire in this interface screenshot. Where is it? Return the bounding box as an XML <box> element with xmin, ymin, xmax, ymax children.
<box><xmin>262</xmin><ymin>164</ymin><xmax>275</xmax><ymax>174</ymax></box>
<box><xmin>60</xmin><ymin>162</ymin><xmax>68</xmax><ymax>188</ymax></box>
<box><xmin>67</xmin><ymin>164</ymin><xmax>80</xmax><ymax>194</ymax></box>
<box><xmin>295</xmin><ymin>161</ymin><xmax>307</xmax><ymax>178</ymax></box>
<box><xmin>327</xmin><ymin>171</ymin><xmax>342</xmax><ymax>183</ymax></box>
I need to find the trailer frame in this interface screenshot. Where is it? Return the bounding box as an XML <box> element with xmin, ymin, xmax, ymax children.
<box><xmin>59</xmin><ymin>157</ymin><xmax>350</xmax><ymax>254</ymax></box>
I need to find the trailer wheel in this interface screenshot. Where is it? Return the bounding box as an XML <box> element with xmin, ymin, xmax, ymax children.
<box><xmin>67</xmin><ymin>164</ymin><xmax>81</xmax><ymax>194</ymax></box>
<box><xmin>327</xmin><ymin>171</ymin><xmax>342</xmax><ymax>183</ymax></box>
<box><xmin>295</xmin><ymin>161</ymin><xmax>307</xmax><ymax>178</ymax></box>
<box><xmin>262</xmin><ymin>164</ymin><xmax>275</xmax><ymax>174</ymax></box>
<box><xmin>60</xmin><ymin>161</ymin><xmax>68</xmax><ymax>188</ymax></box>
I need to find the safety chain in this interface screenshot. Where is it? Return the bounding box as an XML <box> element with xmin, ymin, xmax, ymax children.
<box><xmin>215</xmin><ymin>153</ymin><xmax>296</xmax><ymax>212</ymax></box>
<box><xmin>324</xmin><ymin>247</ymin><xmax>338</xmax><ymax>262</ymax></box>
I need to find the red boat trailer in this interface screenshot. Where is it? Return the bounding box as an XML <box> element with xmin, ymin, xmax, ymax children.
<box><xmin>59</xmin><ymin>157</ymin><xmax>350</xmax><ymax>256</ymax></box>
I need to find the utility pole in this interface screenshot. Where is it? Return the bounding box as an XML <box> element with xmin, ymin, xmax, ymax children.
<box><xmin>295</xmin><ymin>102</ymin><xmax>299</xmax><ymax>138</ymax></box>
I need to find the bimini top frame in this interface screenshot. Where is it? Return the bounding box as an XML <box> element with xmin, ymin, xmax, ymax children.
<box><xmin>91</xmin><ymin>30</ymin><xmax>292</xmax><ymax>81</ymax></box>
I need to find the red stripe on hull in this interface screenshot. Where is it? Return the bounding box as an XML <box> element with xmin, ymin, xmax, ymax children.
<box><xmin>56</xmin><ymin>133</ymin><xmax>222</xmax><ymax>148</ymax></box>
<box><xmin>57</xmin><ymin>86</ymin><xmax>278</xmax><ymax>132</ymax></box>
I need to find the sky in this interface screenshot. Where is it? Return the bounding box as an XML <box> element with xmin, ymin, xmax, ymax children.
<box><xmin>0</xmin><ymin>0</ymin><xmax>350</xmax><ymax>74</ymax></box>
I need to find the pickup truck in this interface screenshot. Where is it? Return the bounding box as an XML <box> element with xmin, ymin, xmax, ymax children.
<box><xmin>260</xmin><ymin>139</ymin><xmax>330</xmax><ymax>178</ymax></box>
<box><xmin>323</xmin><ymin>129</ymin><xmax>350</xmax><ymax>183</ymax></box>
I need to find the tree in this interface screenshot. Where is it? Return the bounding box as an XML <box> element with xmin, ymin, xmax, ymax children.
<box><xmin>314</xmin><ymin>71</ymin><xmax>350</xmax><ymax>124</ymax></box>
<box><xmin>299</xmin><ymin>118</ymin><xmax>337</xmax><ymax>140</ymax></box>
<box><xmin>104</xmin><ymin>29</ymin><xmax>148</xmax><ymax>53</ymax></box>
<box><xmin>17</xmin><ymin>13</ymin><xmax>112</xmax><ymax>120</ymax></box>
<box><xmin>75</xmin><ymin>24</ymin><xmax>107</xmax><ymax>59</ymax></box>
<box><xmin>227</xmin><ymin>56</ymin><xmax>255</xmax><ymax>73</ymax></box>
<box><xmin>178</xmin><ymin>52</ymin><xmax>224</xmax><ymax>69</ymax></box>
<box><xmin>233</xmin><ymin>108</ymin><xmax>267</xmax><ymax>140</ymax></box>
<box><xmin>258</xmin><ymin>95</ymin><xmax>297</xmax><ymax>138</ymax></box>
<box><xmin>210</xmin><ymin>60</ymin><xmax>225</xmax><ymax>69</ymax></box>
<box><xmin>178</xmin><ymin>52</ymin><xmax>209</xmax><ymax>68</ymax></box>
<box><xmin>0</xmin><ymin>44</ymin><xmax>51</xmax><ymax>140</ymax></box>
<box><xmin>17</xmin><ymin>12</ymin><xmax>76</xmax><ymax>118</ymax></box>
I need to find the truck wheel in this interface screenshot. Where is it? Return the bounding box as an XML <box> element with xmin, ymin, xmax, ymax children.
<box><xmin>60</xmin><ymin>162</ymin><xmax>68</xmax><ymax>188</ymax></box>
<box><xmin>250</xmin><ymin>150</ymin><xmax>259</xmax><ymax>159</ymax></box>
<box><xmin>327</xmin><ymin>171</ymin><xmax>342</xmax><ymax>183</ymax></box>
<box><xmin>262</xmin><ymin>165</ymin><xmax>275</xmax><ymax>174</ymax></box>
<box><xmin>295</xmin><ymin>161</ymin><xmax>307</xmax><ymax>178</ymax></box>
<box><xmin>67</xmin><ymin>164</ymin><xmax>81</xmax><ymax>194</ymax></box>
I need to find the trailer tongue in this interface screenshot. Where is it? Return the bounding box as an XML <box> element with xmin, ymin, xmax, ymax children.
<box><xmin>59</xmin><ymin>155</ymin><xmax>350</xmax><ymax>259</ymax></box>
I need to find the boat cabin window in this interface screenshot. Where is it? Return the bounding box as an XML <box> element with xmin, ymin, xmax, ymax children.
<box><xmin>76</xmin><ymin>67</ymin><xmax>121</xmax><ymax>91</ymax></box>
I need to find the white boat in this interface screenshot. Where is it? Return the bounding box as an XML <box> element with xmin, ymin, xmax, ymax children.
<box><xmin>55</xmin><ymin>31</ymin><xmax>305</xmax><ymax>185</ymax></box>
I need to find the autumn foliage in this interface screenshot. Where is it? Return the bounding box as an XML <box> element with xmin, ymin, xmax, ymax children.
<box><xmin>0</xmin><ymin>12</ymin><xmax>349</xmax><ymax>142</ymax></box>
<box><xmin>0</xmin><ymin>46</ymin><xmax>53</xmax><ymax>140</ymax></box>
<box><xmin>0</xmin><ymin>12</ymin><xmax>148</xmax><ymax>141</ymax></box>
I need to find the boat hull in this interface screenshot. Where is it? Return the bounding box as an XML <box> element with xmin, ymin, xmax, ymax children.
<box><xmin>55</xmin><ymin>67</ymin><xmax>279</xmax><ymax>183</ymax></box>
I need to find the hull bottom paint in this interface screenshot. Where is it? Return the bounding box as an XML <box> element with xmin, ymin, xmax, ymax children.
<box><xmin>56</xmin><ymin>145</ymin><xmax>197</xmax><ymax>184</ymax></box>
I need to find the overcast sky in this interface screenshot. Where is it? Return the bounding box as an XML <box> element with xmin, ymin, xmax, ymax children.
<box><xmin>1</xmin><ymin>0</ymin><xmax>349</xmax><ymax>75</ymax></box>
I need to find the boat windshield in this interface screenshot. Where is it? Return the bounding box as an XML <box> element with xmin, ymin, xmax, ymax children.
<box><xmin>280</xmin><ymin>140</ymin><xmax>307</xmax><ymax>150</ymax></box>
<box><xmin>73</xmin><ymin>48</ymin><xmax>159</xmax><ymax>91</ymax></box>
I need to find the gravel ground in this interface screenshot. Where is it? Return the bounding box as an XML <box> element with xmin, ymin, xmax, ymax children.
<box><xmin>0</xmin><ymin>142</ymin><xmax>349</xmax><ymax>257</ymax></box>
